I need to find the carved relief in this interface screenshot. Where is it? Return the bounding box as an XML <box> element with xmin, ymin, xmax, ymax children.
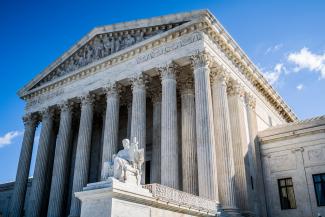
<box><xmin>307</xmin><ymin>148</ymin><xmax>325</xmax><ymax>162</ymax></box>
<box><xmin>35</xmin><ymin>23</ymin><xmax>185</xmax><ymax>89</ymax></box>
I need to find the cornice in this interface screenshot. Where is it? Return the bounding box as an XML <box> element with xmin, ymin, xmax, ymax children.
<box><xmin>200</xmin><ymin>14</ymin><xmax>297</xmax><ymax>122</ymax></box>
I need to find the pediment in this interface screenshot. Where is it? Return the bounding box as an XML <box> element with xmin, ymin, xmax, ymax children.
<box><xmin>18</xmin><ymin>10</ymin><xmax>212</xmax><ymax>96</ymax></box>
<box><xmin>33</xmin><ymin>23</ymin><xmax>185</xmax><ymax>89</ymax></box>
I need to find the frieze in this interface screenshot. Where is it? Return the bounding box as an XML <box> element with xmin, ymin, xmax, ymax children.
<box><xmin>136</xmin><ymin>32</ymin><xmax>203</xmax><ymax>64</ymax></box>
<box><xmin>26</xmin><ymin>89</ymin><xmax>64</xmax><ymax>109</ymax></box>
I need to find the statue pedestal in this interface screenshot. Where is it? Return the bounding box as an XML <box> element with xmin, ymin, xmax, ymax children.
<box><xmin>75</xmin><ymin>178</ymin><xmax>218</xmax><ymax>217</ymax></box>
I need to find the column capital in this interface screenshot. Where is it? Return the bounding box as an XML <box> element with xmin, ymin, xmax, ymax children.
<box><xmin>120</xmin><ymin>89</ymin><xmax>132</xmax><ymax>106</ymax></box>
<box><xmin>227</xmin><ymin>79</ymin><xmax>245</xmax><ymax>97</ymax></box>
<box><xmin>79</xmin><ymin>93</ymin><xmax>95</xmax><ymax>106</ymax></box>
<box><xmin>22</xmin><ymin>113</ymin><xmax>39</xmax><ymax>127</ymax></box>
<box><xmin>103</xmin><ymin>82</ymin><xmax>124</xmax><ymax>97</ymax></box>
<box><xmin>158</xmin><ymin>62</ymin><xmax>178</xmax><ymax>81</ymax></box>
<box><xmin>39</xmin><ymin>107</ymin><xmax>55</xmax><ymax>120</ymax></box>
<box><xmin>210</xmin><ymin>66</ymin><xmax>229</xmax><ymax>85</ymax></box>
<box><xmin>131</xmin><ymin>73</ymin><xmax>149</xmax><ymax>90</ymax></box>
<box><xmin>190</xmin><ymin>51</ymin><xmax>212</xmax><ymax>70</ymax></box>
<box><xmin>245</xmin><ymin>93</ymin><xmax>256</xmax><ymax>109</ymax></box>
<box><xmin>58</xmin><ymin>100</ymin><xmax>74</xmax><ymax>113</ymax></box>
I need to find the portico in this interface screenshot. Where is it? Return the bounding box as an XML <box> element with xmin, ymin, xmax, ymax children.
<box><xmin>8</xmin><ymin>10</ymin><xmax>297</xmax><ymax>217</ymax></box>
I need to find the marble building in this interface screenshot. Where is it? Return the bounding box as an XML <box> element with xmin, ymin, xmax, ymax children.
<box><xmin>0</xmin><ymin>9</ymin><xmax>323</xmax><ymax>217</ymax></box>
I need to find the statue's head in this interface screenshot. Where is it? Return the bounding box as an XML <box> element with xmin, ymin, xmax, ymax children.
<box><xmin>122</xmin><ymin>139</ymin><xmax>130</xmax><ymax>149</ymax></box>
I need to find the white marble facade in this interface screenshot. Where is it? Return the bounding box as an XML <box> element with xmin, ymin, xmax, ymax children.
<box><xmin>2</xmin><ymin>10</ymin><xmax>301</xmax><ymax>217</ymax></box>
<box><xmin>259</xmin><ymin>116</ymin><xmax>325</xmax><ymax>217</ymax></box>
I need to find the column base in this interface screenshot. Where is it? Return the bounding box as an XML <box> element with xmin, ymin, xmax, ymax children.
<box><xmin>241</xmin><ymin>211</ymin><xmax>256</xmax><ymax>217</ymax></box>
<box><xmin>218</xmin><ymin>206</ymin><xmax>243</xmax><ymax>217</ymax></box>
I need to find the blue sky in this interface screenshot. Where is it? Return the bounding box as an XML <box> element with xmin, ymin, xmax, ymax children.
<box><xmin>0</xmin><ymin>0</ymin><xmax>324</xmax><ymax>183</ymax></box>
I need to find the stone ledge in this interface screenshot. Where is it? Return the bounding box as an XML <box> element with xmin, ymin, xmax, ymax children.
<box><xmin>143</xmin><ymin>183</ymin><xmax>218</xmax><ymax>214</ymax></box>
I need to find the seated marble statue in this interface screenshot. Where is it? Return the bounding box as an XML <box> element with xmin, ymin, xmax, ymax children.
<box><xmin>102</xmin><ymin>137</ymin><xmax>144</xmax><ymax>185</ymax></box>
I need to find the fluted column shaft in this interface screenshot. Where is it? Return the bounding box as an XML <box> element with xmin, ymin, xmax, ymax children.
<box><xmin>127</xmin><ymin>102</ymin><xmax>132</xmax><ymax>139</ymax></box>
<box><xmin>130</xmin><ymin>75</ymin><xmax>146</xmax><ymax>183</ymax></box>
<box><xmin>211</xmin><ymin>69</ymin><xmax>237</xmax><ymax>211</ymax></box>
<box><xmin>69</xmin><ymin>95</ymin><xmax>94</xmax><ymax>217</ymax></box>
<box><xmin>27</xmin><ymin>109</ymin><xmax>54</xmax><ymax>217</ymax></box>
<box><xmin>160</xmin><ymin>64</ymin><xmax>179</xmax><ymax>189</ymax></box>
<box><xmin>181</xmin><ymin>88</ymin><xmax>198</xmax><ymax>195</ymax></box>
<box><xmin>101</xmin><ymin>84</ymin><xmax>120</xmax><ymax>179</ymax></box>
<box><xmin>47</xmin><ymin>102</ymin><xmax>73</xmax><ymax>217</ymax></box>
<box><xmin>150</xmin><ymin>93</ymin><xmax>161</xmax><ymax>184</ymax></box>
<box><xmin>245</xmin><ymin>94</ymin><xmax>267</xmax><ymax>217</ymax></box>
<box><xmin>9</xmin><ymin>115</ymin><xmax>38</xmax><ymax>217</ymax></box>
<box><xmin>227</xmin><ymin>83</ymin><xmax>250</xmax><ymax>214</ymax></box>
<box><xmin>191</xmin><ymin>53</ymin><xmax>218</xmax><ymax>200</ymax></box>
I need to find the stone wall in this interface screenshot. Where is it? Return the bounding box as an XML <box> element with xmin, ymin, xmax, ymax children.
<box><xmin>259</xmin><ymin>116</ymin><xmax>325</xmax><ymax>217</ymax></box>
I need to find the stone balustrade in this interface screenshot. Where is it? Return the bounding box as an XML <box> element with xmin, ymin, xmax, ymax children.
<box><xmin>143</xmin><ymin>183</ymin><xmax>218</xmax><ymax>215</ymax></box>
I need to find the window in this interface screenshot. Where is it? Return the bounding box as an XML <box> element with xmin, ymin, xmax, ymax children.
<box><xmin>313</xmin><ymin>173</ymin><xmax>325</xmax><ymax>206</ymax></box>
<box><xmin>278</xmin><ymin>178</ymin><xmax>297</xmax><ymax>209</ymax></box>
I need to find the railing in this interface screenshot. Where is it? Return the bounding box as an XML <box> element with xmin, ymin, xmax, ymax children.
<box><xmin>143</xmin><ymin>183</ymin><xmax>217</xmax><ymax>214</ymax></box>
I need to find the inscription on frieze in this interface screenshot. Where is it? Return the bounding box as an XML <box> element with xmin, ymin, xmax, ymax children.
<box><xmin>136</xmin><ymin>32</ymin><xmax>203</xmax><ymax>64</ymax></box>
<box><xmin>26</xmin><ymin>89</ymin><xmax>64</xmax><ymax>109</ymax></box>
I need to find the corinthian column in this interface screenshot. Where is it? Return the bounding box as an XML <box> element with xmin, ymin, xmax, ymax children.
<box><xmin>100</xmin><ymin>83</ymin><xmax>121</xmax><ymax>180</ymax></box>
<box><xmin>211</xmin><ymin>67</ymin><xmax>238</xmax><ymax>214</ymax></box>
<box><xmin>9</xmin><ymin>114</ymin><xmax>38</xmax><ymax>217</ymax></box>
<box><xmin>150</xmin><ymin>89</ymin><xmax>161</xmax><ymax>184</ymax></box>
<box><xmin>245</xmin><ymin>93</ymin><xmax>267</xmax><ymax>217</ymax></box>
<box><xmin>227</xmin><ymin>81</ymin><xmax>251</xmax><ymax>215</ymax></box>
<box><xmin>159</xmin><ymin>63</ymin><xmax>179</xmax><ymax>189</ymax></box>
<box><xmin>47</xmin><ymin>101</ymin><xmax>73</xmax><ymax>217</ymax></box>
<box><xmin>69</xmin><ymin>94</ymin><xmax>94</xmax><ymax>217</ymax></box>
<box><xmin>27</xmin><ymin>108</ymin><xmax>54</xmax><ymax>217</ymax></box>
<box><xmin>130</xmin><ymin>74</ymin><xmax>147</xmax><ymax>183</ymax></box>
<box><xmin>190</xmin><ymin>52</ymin><xmax>218</xmax><ymax>200</ymax></box>
<box><xmin>180</xmin><ymin>78</ymin><xmax>198</xmax><ymax>195</ymax></box>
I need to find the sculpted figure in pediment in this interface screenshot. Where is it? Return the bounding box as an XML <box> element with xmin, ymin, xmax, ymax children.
<box><xmin>102</xmin><ymin>35</ymin><xmax>112</xmax><ymax>56</ymax></box>
<box><xmin>93</xmin><ymin>37</ymin><xmax>104</xmax><ymax>59</ymax></box>
<box><xmin>115</xmin><ymin>36</ymin><xmax>122</xmax><ymax>52</ymax></box>
<box><xmin>135</xmin><ymin>30</ymin><xmax>144</xmax><ymax>42</ymax></box>
<box><xmin>124</xmin><ymin>34</ymin><xmax>135</xmax><ymax>47</ymax></box>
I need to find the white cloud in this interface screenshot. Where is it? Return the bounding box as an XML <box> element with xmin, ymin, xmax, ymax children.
<box><xmin>262</xmin><ymin>63</ymin><xmax>285</xmax><ymax>85</ymax></box>
<box><xmin>265</xmin><ymin>43</ymin><xmax>283</xmax><ymax>55</ymax></box>
<box><xmin>0</xmin><ymin>131</ymin><xmax>23</xmax><ymax>148</ymax></box>
<box><xmin>288</xmin><ymin>47</ymin><xmax>325</xmax><ymax>79</ymax></box>
<box><xmin>296</xmin><ymin>84</ymin><xmax>304</xmax><ymax>90</ymax></box>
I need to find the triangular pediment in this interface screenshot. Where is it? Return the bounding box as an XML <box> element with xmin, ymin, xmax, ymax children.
<box><xmin>18</xmin><ymin>10</ymin><xmax>210</xmax><ymax>96</ymax></box>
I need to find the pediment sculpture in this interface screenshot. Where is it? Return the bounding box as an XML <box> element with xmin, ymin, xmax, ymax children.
<box><xmin>102</xmin><ymin>137</ymin><xmax>144</xmax><ymax>185</ymax></box>
<box><xmin>34</xmin><ymin>22</ymin><xmax>185</xmax><ymax>89</ymax></box>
